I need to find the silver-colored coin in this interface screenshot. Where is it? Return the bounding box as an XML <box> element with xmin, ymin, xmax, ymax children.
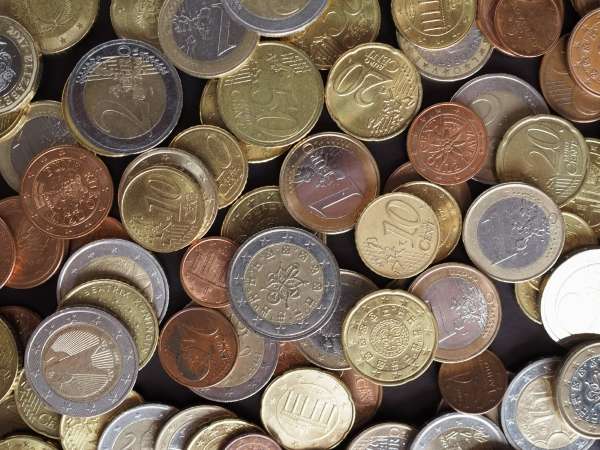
<box><xmin>56</xmin><ymin>239</ymin><xmax>169</xmax><ymax>323</ymax></box>
<box><xmin>411</xmin><ymin>413</ymin><xmax>508</xmax><ymax>450</ymax></box>
<box><xmin>501</xmin><ymin>357</ymin><xmax>593</xmax><ymax>450</ymax></box>
<box><xmin>452</xmin><ymin>74</ymin><xmax>549</xmax><ymax>184</ymax></box>
<box><xmin>297</xmin><ymin>270</ymin><xmax>377</xmax><ymax>370</ymax></box>
<box><xmin>348</xmin><ymin>422</ymin><xmax>416</xmax><ymax>450</ymax></box>
<box><xmin>229</xmin><ymin>227</ymin><xmax>341</xmax><ymax>341</ymax></box>
<box><xmin>24</xmin><ymin>306</ymin><xmax>138</xmax><ymax>417</ymax></box>
<box><xmin>222</xmin><ymin>0</ymin><xmax>327</xmax><ymax>37</ymax></box>
<box><xmin>98</xmin><ymin>403</ymin><xmax>178</xmax><ymax>450</ymax></box>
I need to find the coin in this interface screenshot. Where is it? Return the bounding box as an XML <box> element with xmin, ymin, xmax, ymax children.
<box><xmin>98</xmin><ymin>403</ymin><xmax>178</xmax><ymax>450</ymax></box>
<box><xmin>0</xmin><ymin>435</ymin><xmax>57</xmax><ymax>450</ymax></box>
<box><xmin>222</xmin><ymin>0</ymin><xmax>328</xmax><ymax>37</ymax></box>
<box><xmin>171</xmin><ymin>125</ymin><xmax>248</xmax><ymax>208</ymax></box>
<box><xmin>69</xmin><ymin>216</ymin><xmax>129</xmax><ymax>253</ymax></box>
<box><xmin>338</xmin><ymin>369</ymin><xmax>383</xmax><ymax>428</ymax></box>
<box><xmin>261</xmin><ymin>368</ymin><xmax>355</xmax><ymax>449</ymax></box>
<box><xmin>355</xmin><ymin>193</ymin><xmax>440</xmax><ymax>279</ymax></box>
<box><xmin>24</xmin><ymin>307</ymin><xmax>138</xmax><ymax>417</ymax></box>
<box><xmin>297</xmin><ymin>270</ymin><xmax>377</xmax><ymax>371</ymax></box>
<box><xmin>326</xmin><ymin>43</ymin><xmax>422</xmax><ymax>141</ymax></box>
<box><xmin>0</xmin><ymin>316</ymin><xmax>19</xmax><ymax>402</ymax></box>
<box><xmin>0</xmin><ymin>108</ymin><xmax>27</xmax><ymax>142</ymax></box>
<box><xmin>110</xmin><ymin>0</ymin><xmax>163</xmax><ymax>47</ymax></box>
<box><xmin>273</xmin><ymin>342</ymin><xmax>311</xmax><ymax>377</ymax></box>
<box><xmin>562</xmin><ymin>211</ymin><xmax>598</xmax><ymax>254</ymax></box>
<box><xmin>0</xmin><ymin>217</ymin><xmax>15</xmax><ymax>289</ymax></box>
<box><xmin>218</xmin><ymin>41</ymin><xmax>323</xmax><ymax>148</ymax></box>
<box><xmin>571</xmin><ymin>0</ymin><xmax>600</xmax><ymax>15</ymax></box>
<box><xmin>347</xmin><ymin>422</ymin><xmax>416</xmax><ymax>449</ymax></box>
<box><xmin>409</xmin><ymin>263</ymin><xmax>501</xmax><ymax>362</ymax></box>
<box><xmin>463</xmin><ymin>183</ymin><xmax>565</xmax><ymax>282</ymax></box>
<box><xmin>0</xmin><ymin>394</ymin><xmax>27</xmax><ymax>439</ymax></box>
<box><xmin>515</xmin><ymin>278</ymin><xmax>543</xmax><ymax>325</ymax></box>
<box><xmin>568</xmin><ymin>9</ymin><xmax>600</xmax><ymax>96</ymax></box>
<box><xmin>0</xmin><ymin>306</ymin><xmax>40</xmax><ymax>350</ymax></box>
<box><xmin>342</xmin><ymin>290</ymin><xmax>438</xmax><ymax>386</ymax></box>
<box><xmin>187</xmin><ymin>418</ymin><xmax>258</xmax><ymax>450</ymax></box>
<box><xmin>501</xmin><ymin>357</ymin><xmax>593</xmax><ymax>450</ymax></box>
<box><xmin>452</xmin><ymin>73</ymin><xmax>550</xmax><ymax>185</ymax></box>
<box><xmin>279</xmin><ymin>132</ymin><xmax>380</xmax><ymax>234</ymax></box>
<box><xmin>229</xmin><ymin>227</ymin><xmax>341</xmax><ymax>340</ymax></box>
<box><xmin>14</xmin><ymin>371</ymin><xmax>60</xmax><ymax>439</ymax></box>
<box><xmin>159</xmin><ymin>307</ymin><xmax>238</xmax><ymax>388</ymax></box>
<box><xmin>224</xmin><ymin>434</ymin><xmax>282</xmax><ymax>450</ymax></box>
<box><xmin>475</xmin><ymin>0</ymin><xmax>517</xmax><ymax>55</ymax></box>
<box><xmin>64</xmin><ymin>39</ymin><xmax>182</xmax><ymax>156</ymax></box>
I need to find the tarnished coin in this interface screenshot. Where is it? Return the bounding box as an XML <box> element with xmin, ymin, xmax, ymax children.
<box><xmin>409</xmin><ymin>263</ymin><xmax>501</xmax><ymax>363</ymax></box>
<box><xmin>297</xmin><ymin>270</ymin><xmax>377</xmax><ymax>371</ymax></box>
<box><xmin>24</xmin><ymin>307</ymin><xmax>138</xmax><ymax>417</ymax></box>
<box><xmin>348</xmin><ymin>422</ymin><xmax>416</xmax><ymax>450</ymax></box>
<box><xmin>571</xmin><ymin>0</ymin><xmax>600</xmax><ymax>15</ymax></box>
<box><xmin>280</xmin><ymin>132</ymin><xmax>380</xmax><ymax>234</ymax></box>
<box><xmin>0</xmin><ymin>316</ymin><xmax>19</xmax><ymax>402</ymax></box>
<box><xmin>339</xmin><ymin>369</ymin><xmax>383</xmax><ymax>428</ymax></box>
<box><xmin>110</xmin><ymin>0</ymin><xmax>163</xmax><ymax>47</ymax></box>
<box><xmin>452</xmin><ymin>73</ymin><xmax>549</xmax><ymax>185</ymax></box>
<box><xmin>187</xmin><ymin>418</ymin><xmax>258</xmax><ymax>450</ymax></box>
<box><xmin>568</xmin><ymin>10</ymin><xmax>600</xmax><ymax>96</ymax></box>
<box><xmin>501</xmin><ymin>357</ymin><xmax>592</xmax><ymax>450</ymax></box>
<box><xmin>561</xmin><ymin>212</ymin><xmax>598</xmax><ymax>254</ymax></box>
<box><xmin>0</xmin><ymin>217</ymin><xmax>15</xmax><ymax>289</ymax></box>
<box><xmin>0</xmin><ymin>306</ymin><xmax>40</xmax><ymax>350</ymax></box>
<box><xmin>515</xmin><ymin>278</ymin><xmax>544</xmax><ymax>325</ymax></box>
<box><xmin>0</xmin><ymin>435</ymin><xmax>57</xmax><ymax>450</ymax></box>
<box><xmin>475</xmin><ymin>0</ymin><xmax>513</xmax><ymax>53</ymax></box>
<box><xmin>463</xmin><ymin>183</ymin><xmax>565</xmax><ymax>282</ymax></box>
<box><xmin>274</xmin><ymin>342</ymin><xmax>311</xmax><ymax>377</ymax></box>
<box><xmin>326</xmin><ymin>43</ymin><xmax>422</xmax><ymax>141</ymax></box>
<box><xmin>225</xmin><ymin>434</ymin><xmax>282</xmax><ymax>450</ymax></box>
<box><xmin>355</xmin><ymin>192</ymin><xmax>440</xmax><ymax>279</ymax></box>
<box><xmin>69</xmin><ymin>216</ymin><xmax>129</xmax><ymax>253</ymax></box>
<box><xmin>0</xmin><ymin>394</ymin><xmax>27</xmax><ymax>439</ymax></box>
<box><xmin>342</xmin><ymin>290</ymin><xmax>438</xmax><ymax>386</ymax></box>
<box><xmin>14</xmin><ymin>371</ymin><xmax>60</xmax><ymax>439</ymax></box>
<box><xmin>229</xmin><ymin>227</ymin><xmax>340</xmax><ymax>341</ymax></box>
<box><xmin>261</xmin><ymin>368</ymin><xmax>355</xmax><ymax>449</ymax></box>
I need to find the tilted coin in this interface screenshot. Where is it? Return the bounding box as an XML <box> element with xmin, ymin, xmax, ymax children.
<box><xmin>69</xmin><ymin>216</ymin><xmax>129</xmax><ymax>253</ymax></box>
<box><xmin>347</xmin><ymin>422</ymin><xmax>416</xmax><ymax>450</ymax></box>
<box><xmin>339</xmin><ymin>369</ymin><xmax>383</xmax><ymax>428</ymax></box>
<box><xmin>14</xmin><ymin>371</ymin><xmax>60</xmax><ymax>439</ymax></box>
<box><xmin>463</xmin><ymin>183</ymin><xmax>565</xmax><ymax>283</ymax></box>
<box><xmin>187</xmin><ymin>418</ymin><xmax>258</xmax><ymax>450</ymax></box>
<box><xmin>261</xmin><ymin>368</ymin><xmax>355</xmax><ymax>449</ymax></box>
<box><xmin>0</xmin><ymin>394</ymin><xmax>27</xmax><ymax>438</ymax></box>
<box><xmin>0</xmin><ymin>316</ymin><xmax>19</xmax><ymax>402</ymax></box>
<box><xmin>326</xmin><ymin>43</ymin><xmax>422</xmax><ymax>141</ymax></box>
<box><xmin>0</xmin><ymin>435</ymin><xmax>57</xmax><ymax>450</ymax></box>
<box><xmin>0</xmin><ymin>217</ymin><xmax>15</xmax><ymax>289</ymax></box>
<box><xmin>568</xmin><ymin>10</ymin><xmax>600</xmax><ymax>96</ymax></box>
<box><xmin>342</xmin><ymin>290</ymin><xmax>438</xmax><ymax>386</ymax></box>
<box><xmin>225</xmin><ymin>434</ymin><xmax>282</xmax><ymax>450</ymax></box>
<box><xmin>515</xmin><ymin>278</ymin><xmax>544</xmax><ymax>325</ymax></box>
<box><xmin>561</xmin><ymin>212</ymin><xmax>598</xmax><ymax>254</ymax></box>
<box><xmin>110</xmin><ymin>0</ymin><xmax>164</xmax><ymax>47</ymax></box>
<box><xmin>571</xmin><ymin>0</ymin><xmax>600</xmax><ymax>15</ymax></box>
<box><xmin>229</xmin><ymin>227</ymin><xmax>341</xmax><ymax>341</ymax></box>
<box><xmin>475</xmin><ymin>0</ymin><xmax>514</xmax><ymax>55</ymax></box>
<box><xmin>0</xmin><ymin>306</ymin><xmax>40</xmax><ymax>351</ymax></box>
<box><xmin>0</xmin><ymin>107</ymin><xmax>27</xmax><ymax>143</ymax></box>
<box><xmin>273</xmin><ymin>342</ymin><xmax>311</xmax><ymax>377</ymax></box>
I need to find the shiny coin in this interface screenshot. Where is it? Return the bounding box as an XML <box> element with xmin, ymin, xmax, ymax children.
<box><xmin>274</xmin><ymin>342</ymin><xmax>311</xmax><ymax>377</ymax></box>
<box><xmin>229</xmin><ymin>227</ymin><xmax>341</xmax><ymax>341</ymax></box>
<box><xmin>463</xmin><ymin>183</ymin><xmax>565</xmax><ymax>283</ymax></box>
<box><xmin>0</xmin><ymin>394</ymin><xmax>27</xmax><ymax>439</ymax></box>
<box><xmin>409</xmin><ymin>263</ymin><xmax>501</xmax><ymax>363</ymax></box>
<box><xmin>0</xmin><ymin>316</ymin><xmax>19</xmax><ymax>402</ymax></box>
<box><xmin>347</xmin><ymin>422</ymin><xmax>416</xmax><ymax>450</ymax></box>
<box><xmin>568</xmin><ymin>10</ymin><xmax>600</xmax><ymax>96</ymax></box>
<box><xmin>261</xmin><ymin>368</ymin><xmax>355</xmax><ymax>449</ymax></box>
<box><xmin>355</xmin><ymin>192</ymin><xmax>440</xmax><ymax>279</ymax></box>
<box><xmin>218</xmin><ymin>41</ymin><xmax>323</xmax><ymax>148</ymax></box>
<box><xmin>110</xmin><ymin>0</ymin><xmax>163</xmax><ymax>47</ymax></box>
<box><xmin>326</xmin><ymin>43</ymin><xmax>422</xmax><ymax>141</ymax></box>
<box><xmin>14</xmin><ymin>371</ymin><xmax>60</xmax><ymax>439</ymax></box>
<box><xmin>515</xmin><ymin>278</ymin><xmax>543</xmax><ymax>325</ymax></box>
<box><xmin>187</xmin><ymin>418</ymin><xmax>258</xmax><ymax>450</ymax></box>
<box><xmin>339</xmin><ymin>369</ymin><xmax>383</xmax><ymax>428</ymax></box>
<box><xmin>0</xmin><ymin>108</ymin><xmax>27</xmax><ymax>142</ymax></box>
<box><xmin>280</xmin><ymin>132</ymin><xmax>380</xmax><ymax>234</ymax></box>
<box><xmin>571</xmin><ymin>0</ymin><xmax>600</xmax><ymax>15</ymax></box>
<box><xmin>69</xmin><ymin>216</ymin><xmax>129</xmax><ymax>253</ymax></box>
<box><xmin>0</xmin><ymin>217</ymin><xmax>15</xmax><ymax>289</ymax></box>
<box><xmin>24</xmin><ymin>307</ymin><xmax>138</xmax><ymax>417</ymax></box>
<box><xmin>342</xmin><ymin>290</ymin><xmax>438</xmax><ymax>386</ymax></box>
<box><xmin>0</xmin><ymin>435</ymin><xmax>57</xmax><ymax>450</ymax></box>
<box><xmin>224</xmin><ymin>434</ymin><xmax>282</xmax><ymax>450</ymax></box>
<box><xmin>452</xmin><ymin>73</ymin><xmax>549</xmax><ymax>184</ymax></box>
<box><xmin>0</xmin><ymin>306</ymin><xmax>40</xmax><ymax>350</ymax></box>
<box><xmin>64</xmin><ymin>39</ymin><xmax>182</xmax><ymax>156</ymax></box>
<box><xmin>561</xmin><ymin>211</ymin><xmax>598</xmax><ymax>254</ymax></box>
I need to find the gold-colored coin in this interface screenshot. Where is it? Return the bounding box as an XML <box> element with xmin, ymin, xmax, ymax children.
<box><xmin>0</xmin><ymin>394</ymin><xmax>27</xmax><ymax>438</ymax></box>
<box><xmin>261</xmin><ymin>368</ymin><xmax>355</xmax><ymax>449</ymax></box>
<box><xmin>355</xmin><ymin>192</ymin><xmax>440</xmax><ymax>279</ymax></box>
<box><xmin>342</xmin><ymin>290</ymin><xmax>438</xmax><ymax>386</ymax></box>
<box><xmin>186</xmin><ymin>419</ymin><xmax>258</xmax><ymax>450</ymax></box>
<box><xmin>395</xmin><ymin>181</ymin><xmax>462</xmax><ymax>262</ymax></box>
<box><xmin>0</xmin><ymin>435</ymin><xmax>57</xmax><ymax>450</ymax></box>
<box><xmin>61</xmin><ymin>279</ymin><xmax>159</xmax><ymax>368</ymax></box>
<box><xmin>326</xmin><ymin>43</ymin><xmax>422</xmax><ymax>141</ymax></box>
<box><xmin>496</xmin><ymin>115</ymin><xmax>589</xmax><ymax>207</ymax></box>
<box><xmin>0</xmin><ymin>316</ymin><xmax>19</xmax><ymax>402</ymax></box>
<box><xmin>515</xmin><ymin>278</ymin><xmax>543</xmax><ymax>324</ymax></box>
<box><xmin>0</xmin><ymin>107</ymin><xmax>27</xmax><ymax>141</ymax></box>
<box><xmin>562</xmin><ymin>211</ymin><xmax>598</xmax><ymax>254</ymax></box>
<box><xmin>110</xmin><ymin>0</ymin><xmax>163</xmax><ymax>48</ymax></box>
<box><xmin>284</xmin><ymin>0</ymin><xmax>381</xmax><ymax>70</ymax></box>
<box><xmin>218</xmin><ymin>41</ymin><xmax>324</xmax><ymax>148</ymax></box>
<box><xmin>171</xmin><ymin>126</ymin><xmax>248</xmax><ymax>209</ymax></box>
<box><xmin>391</xmin><ymin>0</ymin><xmax>475</xmax><ymax>49</ymax></box>
<box><xmin>14</xmin><ymin>371</ymin><xmax>60</xmax><ymax>439</ymax></box>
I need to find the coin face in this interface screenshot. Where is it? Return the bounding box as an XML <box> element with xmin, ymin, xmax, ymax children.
<box><xmin>280</xmin><ymin>132</ymin><xmax>380</xmax><ymax>234</ymax></box>
<box><xmin>25</xmin><ymin>307</ymin><xmax>138</xmax><ymax>417</ymax></box>
<box><xmin>348</xmin><ymin>422</ymin><xmax>416</xmax><ymax>449</ymax></box>
<box><xmin>261</xmin><ymin>368</ymin><xmax>355</xmax><ymax>449</ymax></box>
<box><xmin>463</xmin><ymin>183</ymin><xmax>565</xmax><ymax>283</ymax></box>
<box><xmin>355</xmin><ymin>192</ymin><xmax>440</xmax><ymax>279</ymax></box>
<box><xmin>229</xmin><ymin>227</ymin><xmax>341</xmax><ymax>341</ymax></box>
<box><xmin>110</xmin><ymin>0</ymin><xmax>164</xmax><ymax>47</ymax></box>
<box><xmin>326</xmin><ymin>43</ymin><xmax>422</xmax><ymax>141</ymax></box>
<box><xmin>0</xmin><ymin>435</ymin><xmax>58</xmax><ymax>450</ymax></box>
<box><xmin>568</xmin><ymin>10</ymin><xmax>600</xmax><ymax>96</ymax></box>
<box><xmin>0</xmin><ymin>317</ymin><xmax>19</xmax><ymax>402</ymax></box>
<box><xmin>0</xmin><ymin>306</ymin><xmax>40</xmax><ymax>350</ymax></box>
<box><xmin>0</xmin><ymin>394</ymin><xmax>27</xmax><ymax>439</ymax></box>
<box><xmin>562</xmin><ymin>212</ymin><xmax>598</xmax><ymax>255</ymax></box>
<box><xmin>0</xmin><ymin>217</ymin><xmax>15</xmax><ymax>290</ymax></box>
<box><xmin>225</xmin><ymin>434</ymin><xmax>282</xmax><ymax>450</ymax></box>
<box><xmin>14</xmin><ymin>371</ymin><xmax>61</xmax><ymax>439</ymax></box>
<box><xmin>218</xmin><ymin>41</ymin><xmax>323</xmax><ymax>148</ymax></box>
<box><xmin>69</xmin><ymin>216</ymin><xmax>129</xmax><ymax>253</ymax></box>
<box><xmin>475</xmin><ymin>0</ymin><xmax>516</xmax><ymax>55</ymax></box>
<box><xmin>515</xmin><ymin>278</ymin><xmax>543</xmax><ymax>325</ymax></box>
<box><xmin>339</xmin><ymin>369</ymin><xmax>383</xmax><ymax>428</ymax></box>
<box><xmin>0</xmin><ymin>108</ymin><xmax>26</xmax><ymax>142</ymax></box>
<box><xmin>342</xmin><ymin>290</ymin><xmax>438</xmax><ymax>386</ymax></box>
<box><xmin>188</xmin><ymin>418</ymin><xmax>258</xmax><ymax>450</ymax></box>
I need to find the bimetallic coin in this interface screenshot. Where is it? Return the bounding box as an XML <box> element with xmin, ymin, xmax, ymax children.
<box><xmin>0</xmin><ymin>394</ymin><xmax>27</xmax><ymax>438</ymax></box>
<box><xmin>274</xmin><ymin>342</ymin><xmax>311</xmax><ymax>377</ymax></box>
<box><xmin>229</xmin><ymin>227</ymin><xmax>341</xmax><ymax>341</ymax></box>
<box><xmin>69</xmin><ymin>216</ymin><xmax>129</xmax><ymax>253</ymax></box>
<box><xmin>571</xmin><ymin>0</ymin><xmax>600</xmax><ymax>15</ymax></box>
<box><xmin>110</xmin><ymin>0</ymin><xmax>164</xmax><ymax>47</ymax></box>
<box><xmin>0</xmin><ymin>435</ymin><xmax>57</xmax><ymax>450</ymax></box>
<box><xmin>225</xmin><ymin>434</ymin><xmax>282</xmax><ymax>450</ymax></box>
<box><xmin>342</xmin><ymin>290</ymin><xmax>438</xmax><ymax>386</ymax></box>
<box><xmin>568</xmin><ymin>10</ymin><xmax>600</xmax><ymax>96</ymax></box>
<box><xmin>348</xmin><ymin>422</ymin><xmax>416</xmax><ymax>450</ymax></box>
<box><xmin>463</xmin><ymin>183</ymin><xmax>565</xmax><ymax>283</ymax></box>
<box><xmin>0</xmin><ymin>316</ymin><xmax>19</xmax><ymax>402</ymax></box>
<box><xmin>515</xmin><ymin>278</ymin><xmax>543</xmax><ymax>325</ymax></box>
<box><xmin>326</xmin><ymin>43</ymin><xmax>422</xmax><ymax>141</ymax></box>
<box><xmin>0</xmin><ymin>306</ymin><xmax>40</xmax><ymax>350</ymax></box>
<box><xmin>24</xmin><ymin>307</ymin><xmax>138</xmax><ymax>417</ymax></box>
<box><xmin>261</xmin><ymin>368</ymin><xmax>355</xmax><ymax>449</ymax></box>
<box><xmin>339</xmin><ymin>369</ymin><xmax>383</xmax><ymax>428</ymax></box>
<box><xmin>187</xmin><ymin>419</ymin><xmax>258</xmax><ymax>450</ymax></box>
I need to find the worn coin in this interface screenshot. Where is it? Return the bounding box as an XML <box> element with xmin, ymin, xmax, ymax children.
<box><xmin>347</xmin><ymin>422</ymin><xmax>416</xmax><ymax>449</ymax></box>
<box><xmin>0</xmin><ymin>394</ymin><xmax>27</xmax><ymax>439</ymax></box>
<box><xmin>69</xmin><ymin>216</ymin><xmax>129</xmax><ymax>253</ymax></box>
<box><xmin>14</xmin><ymin>371</ymin><xmax>60</xmax><ymax>439</ymax></box>
<box><xmin>224</xmin><ymin>434</ymin><xmax>282</xmax><ymax>450</ymax></box>
<box><xmin>571</xmin><ymin>0</ymin><xmax>600</xmax><ymax>15</ymax></box>
<box><xmin>0</xmin><ymin>316</ymin><xmax>19</xmax><ymax>402</ymax></box>
<box><xmin>568</xmin><ymin>9</ymin><xmax>600</xmax><ymax>96</ymax></box>
<box><xmin>187</xmin><ymin>418</ymin><xmax>258</xmax><ymax>450</ymax></box>
<box><xmin>110</xmin><ymin>0</ymin><xmax>164</xmax><ymax>47</ymax></box>
<box><xmin>339</xmin><ymin>369</ymin><xmax>383</xmax><ymax>428</ymax></box>
<box><xmin>274</xmin><ymin>342</ymin><xmax>311</xmax><ymax>377</ymax></box>
<box><xmin>0</xmin><ymin>306</ymin><xmax>40</xmax><ymax>350</ymax></box>
<box><xmin>515</xmin><ymin>278</ymin><xmax>544</xmax><ymax>325</ymax></box>
<box><xmin>0</xmin><ymin>435</ymin><xmax>57</xmax><ymax>450</ymax></box>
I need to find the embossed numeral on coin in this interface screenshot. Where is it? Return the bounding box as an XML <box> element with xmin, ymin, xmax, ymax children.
<box><xmin>144</xmin><ymin>175</ymin><xmax>184</xmax><ymax>216</ymax></box>
<box><xmin>526</xmin><ymin>126</ymin><xmax>563</xmax><ymax>175</ymax></box>
<box><xmin>383</xmin><ymin>199</ymin><xmax>430</xmax><ymax>250</ymax></box>
<box><xmin>322</xmin><ymin>0</ymin><xmax>365</xmax><ymax>38</ymax></box>
<box><xmin>333</xmin><ymin>63</ymin><xmax>392</xmax><ymax>107</ymax></box>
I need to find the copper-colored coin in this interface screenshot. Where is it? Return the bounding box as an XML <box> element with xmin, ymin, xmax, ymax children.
<box><xmin>0</xmin><ymin>197</ymin><xmax>67</xmax><ymax>289</ymax></box>
<box><xmin>69</xmin><ymin>217</ymin><xmax>129</xmax><ymax>253</ymax></box>
<box><xmin>476</xmin><ymin>0</ymin><xmax>516</xmax><ymax>55</ymax></box>
<box><xmin>0</xmin><ymin>217</ymin><xmax>15</xmax><ymax>289</ymax></box>
<box><xmin>438</xmin><ymin>350</ymin><xmax>508</xmax><ymax>414</ymax></box>
<box><xmin>180</xmin><ymin>237</ymin><xmax>238</xmax><ymax>309</ymax></box>
<box><xmin>225</xmin><ymin>434</ymin><xmax>282</xmax><ymax>450</ymax></box>
<box><xmin>407</xmin><ymin>102</ymin><xmax>487</xmax><ymax>185</ymax></box>
<box><xmin>339</xmin><ymin>369</ymin><xmax>383</xmax><ymax>429</ymax></box>
<box><xmin>0</xmin><ymin>306</ymin><xmax>41</xmax><ymax>350</ymax></box>
<box><xmin>273</xmin><ymin>342</ymin><xmax>311</xmax><ymax>377</ymax></box>
<box><xmin>158</xmin><ymin>307</ymin><xmax>238</xmax><ymax>388</ymax></box>
<box><xmin>20</xmin><ymin>145</ymin><xmax>113</xmax><ymax>239</ymax></box>
<box><xmin>572</xmin><ymin>0</ymin><xmax>600</xmax><ymax>16</ymax></box>
<box><xmin>568</xmin><ymin>9</ymin><xmax>600</xmax><ymax>96</ymax></box>
<box><xmin>494</xmin><ymin>0</ymin><xmax>562</xmax><ymax>57</ymax></box>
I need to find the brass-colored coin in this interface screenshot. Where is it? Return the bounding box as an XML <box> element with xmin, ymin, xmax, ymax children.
<box><xmin>218</xmin><ymin>41</ymin><xmax>324</xmax><ymax>148</ymax></box>
<box><xmin>284</xmin><ymin>0</ymin><xmax>381</xmax><ymax>70</ymax></box>
<box><xmin>61</xmin><ymin>279</ymin><xmax>159</xmax><ymax>368</ymax></box>
<box><xmin>515</xmin><ymin>278</ymin><xmax>543</xmax><ymax>324</ymax></box>
<box><xmin>326</xmin><ymin>43</ymin><xmax>422</xmax><ymax>141</ymax></box>
<box><xmin>496</xmin><ymin>115</ymin><xmax>589</xmax><ymax>207</ymax></box>
<box><xmin>392</xmin><ymin>0</ymin><xmax>475</xmax><ymax>49</ymax></box>
<box><xmin>562</xmin><ymin>211</ymin><xmax>598</xmax><ymax>254</ymax></box>
<box><xmin>0</xmin><ymin>435</ymin><xmax>57</xmax><ymax>450</ymax></box>
<box><xmin>0</xmin><ymin>394</ymin><xmax>27</xmax><ymax>439</ymax></box>
<box><xmin>342</xmin><ymin>290</ymin><xmax>438</xmax><ymax>386</ymax></box>
<box><xmin>186</xmin><ymin>419</ymin><xmax>258</xmax><ymax>450</ymax></box>
<box><xmin>395</xmin><ymin>181</ymin><xmax>462</xmax><ymax>262</ymax></box>
<box><xmin>14</xmin><ymin>371</ymin><xmax>60</xmax><ymax>439</ymax></box>
<box><xmin>171</xmin><ymin>126</ymin><xmax>248</xmax><ymax>209</ymax></box>
<box><xmin>0</xmin><ymin>316</ymin><xmax>19</xmax><ymax>402</ymax></box>
<box><xmin>355</xmin><ymin>193</ymin><xmax>440</xmax><ymax>279</ymax></box>
<box><xmin>110</xmin><ymin>0</ymin><xmax>164</xmax><ymax>47</ymax></box>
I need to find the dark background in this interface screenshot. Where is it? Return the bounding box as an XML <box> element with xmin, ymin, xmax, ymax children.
<box><xmin>1</xmin><ymin>0</ymin><xmax>599</xmax><ymax>443</ymax></box>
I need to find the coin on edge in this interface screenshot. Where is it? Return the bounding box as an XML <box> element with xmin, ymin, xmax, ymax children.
<box><xmin>568</xmin><ymin>9</ymin><xmax>600</xmax><ymax>97</ymax></box>
<box><xmin>339</xmin><ymin>369</ymin><xmax>383</xmax><ymax>429</ymax></box>
<box><xmin>348</xmin><ymin>423</ymin><xmax>416</xmax><ymax>450</ymax></box>
<box><xmin>110</xmin><ymin>0</ymin><xmax>163</xmax><ymax>47</ymax></box>
<box><xmin>225</xmin><ymin>434</ymin><xmax>282</xmax><ymax>450</ymax></box>
<box><xmin>187</xmin><ymin>418</ymin><xmax>258</xmax><ymax>450</ymax></box>
<box><xmin>0</xmin><ymin>435</ymin><xmax>57</xmax><ymax>450</ymax></box>
<box><xmin>0</xmin><ymin>316</ymin><xmax>19</xmax><ymax>402</ymax></box>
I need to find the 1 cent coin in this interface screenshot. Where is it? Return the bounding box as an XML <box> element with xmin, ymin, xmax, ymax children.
<box><xmin>0</xmin><ymin>217</ymin><xmax>15</xmax><ymax>289</ymax></box>
<box><xmin>568</xmin><ymin>9</ymin><xmax>600</xmax><ymax>96</ymax></box>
